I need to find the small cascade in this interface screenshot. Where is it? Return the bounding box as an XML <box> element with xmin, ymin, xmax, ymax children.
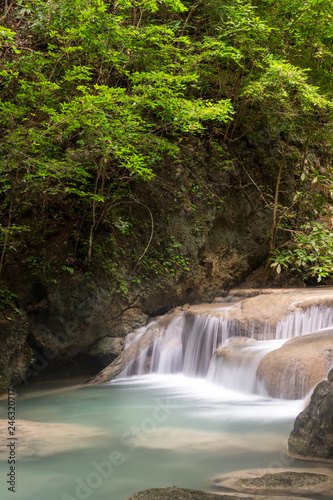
<box><xmin>258</xmin><ymin>364</ymin><xmax>311</xmax><ymax>400</ymax></box>
<box><xmin>150</xmin><ymin>315</ymin><xmax>184</xmax><ymax>374</ymax></box>
<box><xmin>118</xmin><ymin>300</ymin><xmax>333</xmax><ymax>400</ymax></box>
<box><xmin>275</xmin><ymin>305</ymin><xmax>333</xmax><ymax>339</ymax></box>
<box><xmin>206</xmin><ymin>339</ymin><xmax>287</xmax><ymax>394</ymax></box>
<box><xmin>182</xmin><ymin>309</ymin><xmax>234</xmax><ymax>376</ymax></box>
<box><xmin>119</xmin><ymin>314</ymin><xmax>185</xmax><ymax>377</ymax></box>
<box><xmin>125</xmin><ymin>345</ymin><xmax>150</xmax><ymax>376</ymax></box>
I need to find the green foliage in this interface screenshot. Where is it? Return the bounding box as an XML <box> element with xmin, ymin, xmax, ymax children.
<box><xmin>271</xmin><ymin>222</ymin><xmax>333</xmax><ymax>282</ymax></box>
<box><xmin>141</xmin><ymin>236</ymin><xmax>190</xmax><ymax>277</ymax></box>
<box><xmin>1</xmin><ymin>0</ymin><xmax>333</xmax><ymax>286</ymax></box>
<box><xmin>243</xmin><ymin>57</ymin><xmax>331</xmax><ymax>112</ymax></box>
<box><xmin>0</xmin><ymin>283</ymin><xmax>20</xmax><ymax>315</ymax></box>
<box><xmin>61</xmin><ymin>265</ymin><xmax>74</xmax><ymax>274</ymax></box>
<box><xmin>0</xmin><ymin>0</ymin><xmax>237</xmax><ymax>273</ymax></box>
<box><xmin>24</xmin><ymin>255</ymin><xmax>50</xmax><ymax>274</ymax></box>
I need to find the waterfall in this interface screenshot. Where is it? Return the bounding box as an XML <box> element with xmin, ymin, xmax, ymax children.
<box><xmin>275</xmin><ymin>305</ymin><xmax>333</xmax><ymax>339</ymax></box>
<box><xmin>117</xmin><ymin>302</ymin><xmax>333</xmax><ymax>399</ymax></box>
<box><xmin>206</xmin><ymin>339</ymin><xmax>287</xmax><ymax>395</ymax></box>
<box><xmin>182</xmin><ymin>310</ymin><xmax>233</xmax><ymax>376</ymax></box>
<box><xmin>150</xmin><ymin>315</ymin><xmax>184</xmax><ymax>374</ymax></box>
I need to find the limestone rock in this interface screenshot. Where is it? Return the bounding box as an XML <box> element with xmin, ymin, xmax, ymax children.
<box><xmin>257</xmin><ymin>330</ymin><xmax>333</xmax><ymax>399</ymax></box>
<box><xmin>126</xmin><ymin>487</ymin><xmax>250</xmax><ymax>500</ymax></box>
<box><xmin>189</xmin><ymin>288</ymin><xmax>333</xmax><ymax>338</ymax></box>
<box><xmin>288</xmin><ymin>369</ymin><xmax>333</xmax><ymax>459</ymax></box>
<box><xmin>213</xmin><ymin>338</ymin><xmax>259</xmax><ymax>368</ymax></box>
<box><xmin>211</xmin><ymin>469</ymin><xmax>333</xmax><ymax>497</ymax></box>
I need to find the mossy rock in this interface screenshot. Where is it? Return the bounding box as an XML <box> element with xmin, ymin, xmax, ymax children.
<box><xmin>236</xmin><ymin>471</ymin><xmax>330</xmax><ymax>488</ymax></box>
<box><xmin>126</xmin><ymin>487</ymin><xmax>251</xmax><ymax>500</ymax></box>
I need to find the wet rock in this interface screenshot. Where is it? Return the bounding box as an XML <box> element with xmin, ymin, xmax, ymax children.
<box><xmin>214</xmin><ymin>337</ymin><xmax>256</xmax><ymax>361</ymax></box>
<box><xmin>126</xmin><ymin>487</ymin><xmax>250</xmax><ymax>500</ymax></box>
<box><xmin>189</xmin><ymin>288</ymin><xmax>333</xmax><ymax>338</ymax></box>
<box><xmin>236</xmin><ymin>471</ymin><xmax>330</xmax><ymax>489</ymax></box>
<box><xmin>211</xmin><ymin>469</ymin><xmax>333</xmax><ymax>497</ymax></box>
<box><xmin>257</xmin><ymin>330</ymin><xmax>333</xmax><ymax>399</ymax></box>
<box><xmin>288</xmin><ymin>369</ymin><xmax>333</xmax><ymax>459</ymax></box>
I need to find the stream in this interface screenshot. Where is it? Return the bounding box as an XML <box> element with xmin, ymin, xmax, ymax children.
<box><xmin>1</xmin><ymin>294</ymin><xmax>333</xmax><ymax>500</ymax></box>
<box><xmin>0</xmin><ymin>374</ymin><xmax>316</xmax><ymax>500</ymax></box>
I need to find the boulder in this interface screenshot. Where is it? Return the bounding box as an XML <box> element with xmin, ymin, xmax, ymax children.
<box><xmin>214</xmin><ymin>337</ymin><xmax>258</xmax><ymax>362</ymax></box>
<box><xmin>257</xmin><ymin>330</ymin><xmax>333</xmax><ymax>399</ymax></box>
<box><xmin>88</xmin><ymin>336</ymin><xmax>124</xmax><ymax>364</ymax></box>
<box><xmin>288</xmin><ymin>369</ymin><xmax>333</xmax><ymax>460</ymax></box>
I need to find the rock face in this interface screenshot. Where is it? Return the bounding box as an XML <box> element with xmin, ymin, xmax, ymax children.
<box><xmin>88</xmin><ymin>336</ymin><xmax>124</xmax><ymax>365</ymax></box>
<box><xmin>288</xmin><ymin>369</ymin><xmax>333</xmax><ymax>460</ymax></box>
<box><xmin>257</xmin><ymin>330</ymin><xmax>333</xmax><ymax>399</ymax></box>
<box><xmin>0</xmin><ymin>314</ymin><xmax>33</xmax><ymax>393</ymax></box>
<box><xmin>126</xmin><ymin>487</ymin><xmax>250</xmax><ymax>500</ymax></box>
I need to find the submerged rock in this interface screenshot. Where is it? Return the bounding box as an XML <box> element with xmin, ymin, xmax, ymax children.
<box><xmin>257</xmin><ymin>330</ymin><xmax>333</xmax><ymax>399</ymax></box>
<box><xmin>126</xmin><ymin>485</ymin><xmax>315</xmax><ymax>499</ymax></box>
<box><xmin>288</xmin><ymin>369</ymin><xmax>333</xmax><ymax>460</ymax></box>
<box><xmin>0</xmin><ymin>419</ymin><xmax>108</xmax><ymax>459</ymax></box>
<box><xmin>211</xmin><ymin>469</ymin><xmax>333</xmax><ymax>497</ymax></box>
<box><xmin>126</xmin><ymin>487</ymin><xmax>249</xmax><ymax>500</ymax></box>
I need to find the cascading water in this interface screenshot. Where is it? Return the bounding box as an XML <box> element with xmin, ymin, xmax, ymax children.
<box><xmin>118</xmin><ymin>303</ymin><xmax>333</xmax><ymax>399</ymax></box>
<box><xmin>181</xmin><ymin>309</ymin><xmax>233</xmax><ymax>376</ymax></box>
<box><xmin>275</xmin><ymin>304</ymin><xmax>333</xmax><ymax>338</ymax></box>
<box><xmin>206</xmin><ymin>338</ymin><xmax>287</xmax><ymax>395</ymax></box>
<box><xmin>150</xmin><ymin>315</ymin><xmax>184</xmax><ymax>374</ymax></box>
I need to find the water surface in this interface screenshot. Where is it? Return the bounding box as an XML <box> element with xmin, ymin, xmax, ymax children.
<box><xmin>0</xmin><ymin>374</ymin><xmax>327</xmax><ymax>500</ymax></box>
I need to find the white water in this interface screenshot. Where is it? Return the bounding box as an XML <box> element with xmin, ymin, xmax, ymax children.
<box><xmin>206</xmin><ymin>339</ymin><xmax>287</xmax><ymax>395</ymax></box>
<box><xmin>119</xmin><ymin>304</ymin><xmax>333</xmax><ymax>399</ymax></box>
<box><xmin>276</xmin><ymin>305</ymin><xmax>333</xmax><ymax>339</ymax></box>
